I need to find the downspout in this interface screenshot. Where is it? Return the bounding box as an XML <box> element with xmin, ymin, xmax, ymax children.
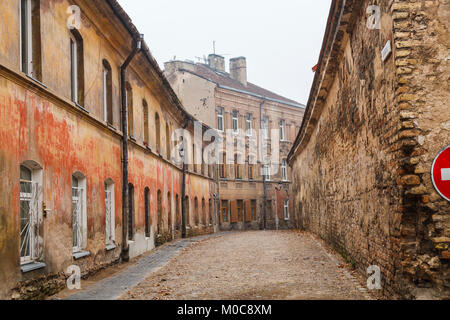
<box><xmin>259</xmin><ymin>99</ymin><xmax>267</xmax><ymax>230</ymax></box>
<box><xmin>121</xmin><ymin>35</ymin><xmax>144</xmax><ymax>262</ymax></box>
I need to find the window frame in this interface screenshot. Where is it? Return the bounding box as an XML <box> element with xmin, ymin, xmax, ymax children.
<box><xmin>284</xmin><ymin>200</ymin><xmax>290</xmax><ymax>220</ymax></box>
<box><xmin>232</xmin><ymin>110</ymin><xmax>239</xmax><ymax>134</ymax></box>
<box><xmin>217</xmin><ymin>107</ymin><xmax>224</xmax><ymax>132</ymax></box>
<box><xmin>282</xmin><ymin>159</ymin><xmax>288</xmax><ymax>181</ymax></box>
<box><xmin>246</xmin><ymin>114</ymin><xmax>252</xmax><ymax>136</ymax></box>
<box><xmin>280</xmin><ymin>119</ymin><xmax>286</xmax><ymax>141</ymax></box>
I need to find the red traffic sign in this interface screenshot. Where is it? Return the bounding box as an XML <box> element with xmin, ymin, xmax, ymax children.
<box><xmin>432</xmin><ymin>145</ymin><xmax>450</xmax><ymax>201</ymax></box>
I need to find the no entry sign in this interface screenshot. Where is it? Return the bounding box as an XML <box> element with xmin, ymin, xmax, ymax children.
<box><xmin>432</xmin><ymin>145</ymin><xmax>450</xmax><ymax>201</ymax></box>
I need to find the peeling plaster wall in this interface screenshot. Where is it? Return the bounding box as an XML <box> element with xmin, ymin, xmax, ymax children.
<box><xmin>0</xmin><ymin>0</ymin><xmax>216</xmax><ymax>299</ymax></box>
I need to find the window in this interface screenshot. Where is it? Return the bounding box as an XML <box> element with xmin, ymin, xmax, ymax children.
<box><xmin>72</xmin><ymin>173</ymin><xmax>87</xmax><ymax>253</ymax></box>
<box><xmin>266</xmin><ymin>200</ymin><xmax>273</xmax><ymax>219</ymax></box>
<box><xmin>202</xmin><ymin>198</ymin><xmax>206</xmax><ymax>225</ymax></box>
<box><xmin>237</xmin><ymin>200</ymin><xmax>243</xmax><ymax>222</ymax></box>
<box><xmin>280</xmin><ymin>120</ymin><xmax>286</xmax><ymax>141</ymax></box>
<box><xmin>185</xmin><ymin>196</ymin><xmax>190</xmax><ymax>227</ymax></box>
<box><xmin>209</xmin><ymin>199</ymin><xmax>213</xmax><ymax>225</ymax></box>
<box><xmin>217</xmin><ymin>107</ymin><xmax>224</xmax><ymax>132</ymax></box>
<box><xmin>219</xmin><ymin>153</ymin><xmax>226</xmax><ymax>178</ymax></box>
<box><xmin>126</xmin><ymin>83</ymin><xmax>133</xmax><ymax>137</ymax></box>
<box><xmin>251</xmin><ymin>200</ymin><xmax>257</xmax><ymax>221</ymax></box>
<box><xmin>144</xmin><ymin>188</ymin><xmax>150</xmax><ymax>238</ymax></box>
<box><xmin>105</xmin><ymin>179</ymin><xmax>115</xmax><ymax>246</ymax></box>
<box><xmin>234</xmin><ymin>154</ymin><xmax>242</xmax><ymax>180</ymax></box>
<box><xmin>20</xmin><ymin>0</ymin><xmax>42</xmax><ymax>81</ymax></box>
<box><xmin>166</xmin><ymin>123</ymin><xmax>171</xmax><ymax>159</ymax></box>
<box><xmin>262</xmin><ymin>117</ymin><xmax>269</xmax><ymax>139</ymax></box>
<box><xmin>282</xmin><ymin>159</ymin><xmax>288</xmax><ymax>181</ymax></box>
<box><xmin>128</xmin><ymin>183</ymin><xmax>134</xmax><ymax>240</ymax></box>
<box><xmin>248</xmin><ymin>155</ymin><xmax>255</xmax><ymax>180</ymax></box>
<box><xmin>167</xmin><ymin>192</ymin><xmax>172</xmax><ymax>234</ymax></box>
<box><xmin>192</xmin><ymin>144</ymin><xmax>197</xmax><ymax>173</ymax></box>
<box><xmin>232</xmin><ymin>110</ymin><xmax>239</xmax><ymax>133</ymax></box>
<box><xmin>157</xmin><ymin>190</ymin><xmax>162</xmax><ymax>235</ymax></box>
<box><xmin>263</xmin><ymin>165</ymin><xmax>271</xmax><ymax>181</ymax></box>
<box><xmin>102</xmin><ymin>60</ymin><xmax>113</xmax><ymax>124</ymax></box>
<box><xmin>284</xmin><ymin>200</ymin><xmax>290</xmax><ymax>220</ymax></box>
<box><xmin>176</xmin><ymin>194</ymin><xmax>180</xmax><ymax>230</ymax></box>
<box><xmin>20</xmin><ymin>163</ymin><xmax>42</xmax><ymax>263</ymax></box>
<box><xmin>246</xmin><ymin>114</ymin><xmax>252</xmax><ymax>136</ymax></box>
<box><xmin>155</xmin><ymin>112</ymin><xmax>161</xmax><ymax>152</ymax></box>
<box><xmin>70</xmin><ymin>30</ymin><xmax>84</xmax><ymax>105</ymax></box>
<box><xmin>194</xmin><ymin>197</ymin><xmax>199</xmax><ymax>226</ymax></box>
<box><xmin>221</xmin><ymin>200</ymin><xmax>229</xmax><ymax>223</ymax></box>
<box><xmin>143</xmin><ymin>100</ymin><xmax>149</xmax><ymax>145</ymax></box>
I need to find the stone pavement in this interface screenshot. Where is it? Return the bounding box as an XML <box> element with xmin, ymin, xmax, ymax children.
<box><xmin>120</xmin><ymin>231</ymin><xmax>372</xmax><ymax>300</ymax></box>
<box><xmin>65</xmin><ymin>232</ymin><xmax>230</xmax><ymax>300</ymax></box>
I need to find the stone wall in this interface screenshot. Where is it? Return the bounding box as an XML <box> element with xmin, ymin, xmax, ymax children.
<box><xmin>289</xmin><ymin>0</ymin><xmax>449</xmax><ymax>299</ymax></box>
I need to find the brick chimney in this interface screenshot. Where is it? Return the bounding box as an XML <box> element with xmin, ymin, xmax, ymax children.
<box><xmin>208</xmin><ymin>54</ymin><xmax>225</xmax><ymax>72</ymax></box>
<box><xmin>230</xmin><ymin>57</ymin><xmax>247</xmax><ymax>86</ymax></box>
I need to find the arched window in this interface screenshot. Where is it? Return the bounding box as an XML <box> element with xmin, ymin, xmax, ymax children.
<box><xmin>72</xmin><ymin>172</ymin><xmax>87</xmax><ymax>253</ymax></box>
<box><xmin>166</xmin><ymin>123</ymin><xmax>171</xmax><ymax>160</ymax></box>
<box><xmin>70</xmin><ymin>29</ymin><xmax>84</xmax><ymax>106</ymax></box>
<box><xmin>155</xmin><ymin>112</ymin><xmax>161</xmax><ymax>152</ymax></box>
<box><xmin>202</xmin><ymin>198</ymin><xmax>206</xmax><ymax>225</ymax></box>
<box><xmin>157</xmin><ymin>190</ymin><xmax>162</xmax><ymax>235</ymax></box>
<box><xmin>184</xmin><ymin>196</ymin><xmax>190</xmax><ymax>227</ymax></box>
<box><xmin>20</xmin><ymin>0</ymin><xmax>42</xmax><ymax>81</ymax></box>
<box><xmin>105</xmin><ymin>179</ymin><xmax>115</xmax><ymax>247</ymax></box>
<box><xmin>167</xmin><ymin>192</ymin><xmax>172</xmax><ymax>235</ymax></box>
<box><xmin>209</xmin><ymin>199</ymin><xmax>213</xmax><ymax>225</ymax></box>
<box><xmin>128</xmin><ymin>183</ymin><xmax>134</xmax><ymax>240</ymax></box>
<box><xmin>194</xmin><ymin>197</ymin><xmax>199</xmax><ymax>226</ymax></box>
<box><xmin>143</xmin><ymin>100</ymin><xmax>149</xmax><ymax>145</ymax></box>
<box><xmin>126</xmin><ymin>82</ymin><xmax>134</xmax><ymax>137</ymax></box>
<box><xmin>175</xmin><ymin>194</ymin><xmax>180</xmax><ymax>230</ymax></box>
<box><xmin>102</xmin><ymin>59</ymin><xmax>113</xmax><ymax>124</ymax></box>
<box><xmin>19</xmin><ymin>161</ymin><xmax>42</xmax><ymax>263</ymax></box>
<box><xmin>144</xmin><ymin>187</ymin><xmax>150</xmax><ymax>238</ymax></box>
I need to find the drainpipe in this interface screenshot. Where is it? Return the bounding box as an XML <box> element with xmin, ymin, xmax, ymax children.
<box><xmin>259</xmin><ymin>99</ymin><xmax>267</xmax><ymax>230</ymax></box>
<box><xmin>121</xmin><ymin>35</ymin><xmax>144</xmax><ymax>262</ymax></box>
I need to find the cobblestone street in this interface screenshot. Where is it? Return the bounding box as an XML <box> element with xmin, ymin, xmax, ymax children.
<box><xmin>117</xmin><ymin>231</ymin><xmax>371</xmax><ymax>300</ymax></box>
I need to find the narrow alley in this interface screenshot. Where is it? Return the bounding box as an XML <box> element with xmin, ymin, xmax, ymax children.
<box><xmin>61</xmin><ymin>231</ymin><xmax>371</xmax><ymax>300</ymax></box>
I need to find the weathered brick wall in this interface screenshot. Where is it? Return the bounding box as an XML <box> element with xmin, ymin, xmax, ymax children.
<box><xmin>392</xmin><ymin>0</ymin><xmax>450</xmax><ymax>299</ymax></box>
<box><xmin>290</xmin><ymin>0</ymin><xmax>449</xmax><ymax>299</ymax></box>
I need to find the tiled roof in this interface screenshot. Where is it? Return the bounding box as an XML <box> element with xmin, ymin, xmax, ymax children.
<box><xmin>181</xmin><ymin>63</ymin><xmax>304</xmax><ymax>107</ymax></box>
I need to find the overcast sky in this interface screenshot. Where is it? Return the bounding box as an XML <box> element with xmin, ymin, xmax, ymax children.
<box><xmin>118</xmin><ymin>0</ymin><xmax>332</xmax><ymax>105</ymax></box>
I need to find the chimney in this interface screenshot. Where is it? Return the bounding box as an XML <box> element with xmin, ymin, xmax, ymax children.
<box><xmin>208</xmin><ymin>54</ymin><xmax>225</xmax><ymax>72</ymax></box>
<box><xmin>230</xmin><ymin>57</ymin><xmax>247</xmax><ymax>86</ymax></box>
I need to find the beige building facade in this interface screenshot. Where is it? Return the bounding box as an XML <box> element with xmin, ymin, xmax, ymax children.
<box><xmin>165</xmin><ymin>56</ymin><xmax>305</xmax><ymax>230</ymax></box>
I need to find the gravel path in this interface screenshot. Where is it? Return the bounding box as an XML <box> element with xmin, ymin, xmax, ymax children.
<box><xmin>120</xmin><ymin>231</ymin><xmax>371</xmax><ymax>300</ymax></box>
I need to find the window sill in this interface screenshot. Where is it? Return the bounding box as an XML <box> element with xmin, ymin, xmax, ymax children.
<box><xmin>106</xmin><ymin>244</ymin><xmax>116</xmax><ymax>251</ymax></box>
<box><xmin>130</xmin><ymin>136</ymin><xmax>137</xmax><ymax>142</ymax></box>
<box><xmin>107</xmin><ymin>124</ymin><xmax>117</xmax><ymax>131</ymax></box>
<box><xmin>73</xmin><ymin>250</ymin><xmax>90</xmax><ymax>260</ymax></box>
<box><xmin>21</xmin><ymin>262</ymin><xmax>46</xmax><ymax>273</ymax></box>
